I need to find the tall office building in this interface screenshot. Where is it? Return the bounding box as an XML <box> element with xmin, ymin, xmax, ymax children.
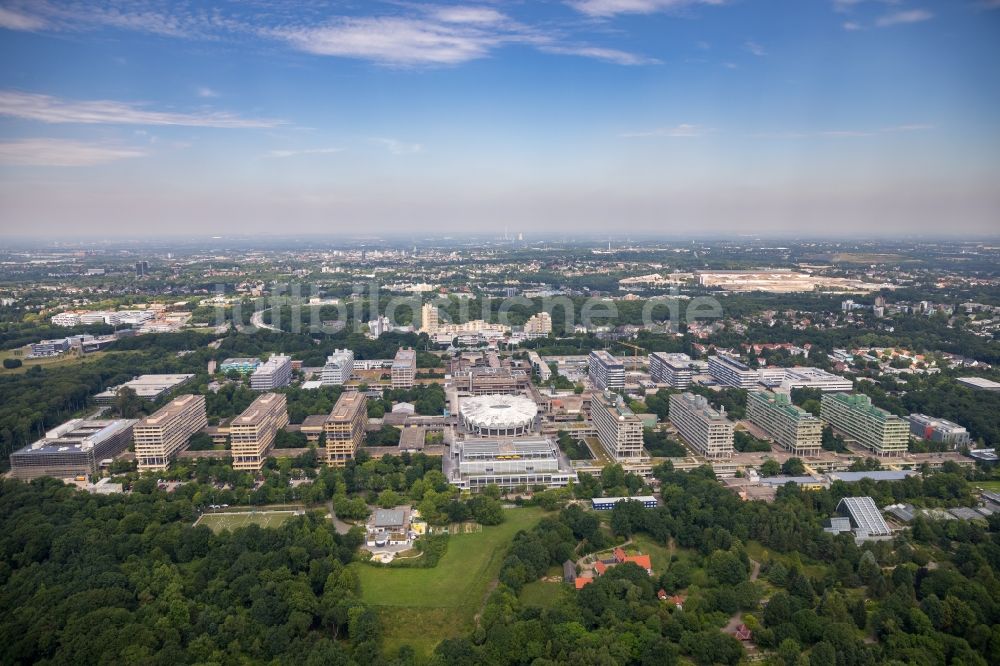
<box><xmin>419</xmin><ymin>302</ymin><xmax>439</xmax><ymax>333</ymax></box>
<box><xmin>230</xmin><ymin>393</ymin><xmax>288</xmax><ymax>470</ymax></box>
<box><xmin>707</xmin><ymin>354</ymin><xmax>759</xmax><ymax>388</ymax></box>
<box><xmin>392</xmin><ymin>347</ymin><xmax>417</xmax><ymax>389</ymax></box>
<box><xmin>250</xmin><ymin>354</ymin><xmax>292</xmax><ymax>390</ymax></box>
<box><xmin>591</xmin><ymin>390</ymin><xmax>644</xmax><ymax>461</ymax></box>
<box><xmin>135</xmin><ymin>261</ymin><xmax>148</xmax><ymax>277</ymax></box>
<box><xmin>324</xmin><ymin>392</ymin><xmax>368</xmax><ymax>466</ymax></box>
<box><xmin>589</xmin><ymin>350</ymin><xmax>625</xmax><ymax>390</ymax></box>
<box><xmin>669</xmin><ymin>392</ymin><xmax>734</xmax><ymax>458</ymax></box>
<box><xmin>648</xmin><ymin>352</ymin><xmax>694</xmax><ymax>388</ymax></box>
<box><xmin>820</xmin><ymin>393</ymin><xmax>909</xmax><ymax>457</ymax></box>
<box><xmin>321</xmin><ymin>349</ymin><xmax>354</xmax><ymax>385</ymax></box>
<box><xmin>908</xmin><ymin>414</ymin><xmax>971</xmax><ymax>448</ymax></box>
<box><xmin>746</xmin><ymin>390</ymin><xmax>821</xmax><ymax>456</ymax></box>
<box><xmin>134</xmin><ymin>395</ymin><xmax>207</xmax><ymax>471</ymax></box>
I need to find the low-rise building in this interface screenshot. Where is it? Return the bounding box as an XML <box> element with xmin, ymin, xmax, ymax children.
<box><xmin>220</xmin><ymin>357</ymin><xmax>261</xmax><ymax>374</ymax></box>
<box><xmin>94</xmin><ymin>374</ymin><xmax>195</xmax><ymax>404</ymax></box>
<box><xmin>591</xmin><ymin>496</ymin><xmax>657</xmax><ymax>510</ymax></box>
<box><xmin>445</xmin><ymin>436</ymin><xmax>578</xmax><ymax>491</ymax></box>
<box><xmin>908</xmin><ymin>413</ymin><xmax>971</xmax><ymax>448</ymax></box>
<box><xmin>9</xmin><ymin>419</ymin><xmax>135</xmax><ymax>480</ymax></box>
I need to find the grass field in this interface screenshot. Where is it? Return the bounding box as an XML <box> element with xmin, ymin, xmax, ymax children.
<box><xmin>0</xmin><ymin>348</ymin><xmax>108</xmax><ymax>375</ymax></box>
<box><xmin>520</xmin><ymin>579</ymin><xmax>566</xmax><ymax>609</ymax></box>
<box><xmin>355</xmin><ymin>507</ymin><xmax>547</xmax><ymax>657</ymax></box>
<box><xmin>630</xmin><ymin>533</ymin><xmax>672</xmax><ymax>572</ymax></box>
<box><xmin>194</xmin><ymin>510</ymin><xmax>298</xmax><ymax>533</ymax></box>
<box><xmin>973</xmin><ymin>481</ymin><xmax>1000</xmax><ymax>492</ymax></box>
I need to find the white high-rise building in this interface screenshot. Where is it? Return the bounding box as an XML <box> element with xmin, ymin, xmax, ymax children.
<box><xmin>321</xmin><ymin>349</ymin><xmax>354</xmax><ymax>385</ymax></box>
<box><xmin>419</xmin><ymin>303</ymin><xmax>439</xmax><ymax>334</ymax></box>
<box><xmin>591</xmin><ymin>390</ymin><xmax>644</xmax><ymax>461</ymax></box>
<box><xmin>230</xmin><ymin>393</ymin><xmax>289</xmax><ymax>470</ymax></box>
<box><xmin>250</xmin><ymin>354</ymin><xmax>292</xmax><ymax>390</ymax></box>
<box><xmin>747</xmin><ymin>390</ymin><xmax>822</xmax><ymax>456</ymax></box>
<box><xmin>367</xmin><ymin>315</ymin><xmax>391</xmax><ymax>338</ymax></box>
<box><xmin>392</xmin><ymin>347</ymin><xmax>417</xmax><ymax>389</ymax></box>
<box><xmin>669</xmin><ymin>392</ymin><xmax>734</xmax><ymax>458</ymax></box>
<box><xmin>707</xmin><ymin>354</ymin><xmax>759</xmax><ymax>388</ymax></box>
<box><xmin>134</xmin><ymin>395</ymin><xmax>207</xmax><ymax>471</ymax></box>
<box><xmin>523</xmin><ymin>312</ymin><xmax>552</xmax><ymax>337</ymax></box>
<box><xmin>589</xmin><ymin>350</ymin><xmax>625</xmax><ymax>390</ymax></box>
<box><xmin>648</xmin><ymin>352</ymin><xmax>694</xmax><ymax>389</ymax></box>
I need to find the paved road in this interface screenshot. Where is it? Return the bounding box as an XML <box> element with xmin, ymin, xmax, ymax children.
<box><xmin>247</xmin><ymin>308</ymin><xmax>279</xmax><ymax>332</ymax></box>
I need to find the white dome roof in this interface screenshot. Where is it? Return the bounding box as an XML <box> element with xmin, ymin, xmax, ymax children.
<box><xmin>460</xmin><ymin>394</ymin><xmax>538</xmax><ymax>429</ymax></box>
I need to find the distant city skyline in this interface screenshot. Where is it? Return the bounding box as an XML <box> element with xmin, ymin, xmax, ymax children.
<box><xmin>0</xmin><ymin>0</ymin><xmax>998</xmax><ymax>236</ymax></box>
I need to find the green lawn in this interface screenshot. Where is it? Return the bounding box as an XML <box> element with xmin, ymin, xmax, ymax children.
<box><xmin>746</xmin><ymin>540</ymin><xmax>827</xmax><ymax>579</ymax></box>
<box><xmin>0</xmin><ymin>348</ymin><xmax>108</xmax><ymax>375</ymax></box>
<box><xmin>194</xmin><ymin>510</ymin><xmax>297</xmax><ymax>533</ymax></box>
<box><xmin>355</xmin><ymin>507</ymin><xmax>547</xmax><ymax>657</ymax></box>
<box><xmin>630</xmin><ymin>534</ymin><xmax>672</xmax><ymax>573</ymax></box>
<box><xmin>520</xmin><ymin>580</ymin><xmax>566</xmax><ymax>609</ymax></box>
<box><xmin>973</xmin><ymin>481</ymin><xmax>1000</xmax><ymax>492</ymax></box>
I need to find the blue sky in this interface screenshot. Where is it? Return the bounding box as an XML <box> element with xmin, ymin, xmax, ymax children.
<box><xmin>0</xmin><ymin>0</ymin><xmax>998</xmax><ymax>237</ymax></box>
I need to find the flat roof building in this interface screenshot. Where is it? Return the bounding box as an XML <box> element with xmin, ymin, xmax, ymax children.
<box><xmin>9</xmin><ymin>419</ymin><xmax>135</xmax><ymax>480</ymax></box>
<box><xmin>230</xmin><ymin>392</ymin><xmax>289</xmax><ymax>471</ymax></box>
<box><xmin>527</xmin><ymin>351</ymin><xmax>552</xmax><ymax>382</ymax></box>
<box><xmin>392</xmin><ymin>347</ymin><xmax>417</xmax><ymax>389</ymax></box>
<box><xmin>908</xmin><ymin>413</ymin><xmax>971</xmax><ymax>448</ymax></box>
<box><xmin>708</xmin><ymin>354</ymin><xmax>758</xmax><ymax>389</ymax></box>
<box><xmin>773</xmin><ymin>367</ymin><xmax>853</xmax><ymax>393</ymax></box>
<box><xmin>648</xmin><ymin>352</ymin><xmax>694</xmax><ymax>389</ymax></box>
<box><xmin>589</xmin><ymin>350</ymin><xmax>625</xmax><ymax>390</ymax></box>
<box><xmin>957</xmin><ymin>377</ymin><xmax>1000</xmax><ymax>391</ymax></box>
<box><xmin>836</xmin><ymin>496</ymin><xmax>891</xmax><ymax>540</ymax></box>
<box><xmin>591</xmin><ymin>496</ymin><xmax>657</xmax><ymax>510</ymax></box>
<box><xmin>460</xmin><ymin>394</ymin><xmax>538</xmax><ymax>437</ymax></box>
<box><xmin>669</xmin><ymin>392</ymin><xmax>734</xmax><ymax>458</ymax></box>
<box><xmin>820</xmin><ymin>393</ymin><xmax>909</xmax><ymax>457</ymax></box>
<box><xmin>94</xmin><ymin>373</ymin><xmax>195</xmax><ymax>404</ymax></box>
<box><xmin>591</xmin><ymin>390</ymin><xmax>645</xmax><ymax>461</ymax></box>
<box><xmin>747</xmin><ymin>390</ymin><xmax>822</xmax><ymax>456</ymax></box>
<box><xmin>250</xmin><ymin>354</ymin><xmax>292</xmax><ymax>391</ymax></box>
<box><xmin>134</xmin><ymin>395</ymin><xmax>207</xmax><ymax>471</ymax></box>
<box><xmin>444</xmin><ymin>436</ymin><xmax>578</xmax><ymax>491</ymax></box>
<box><xmin>323</xmin><ymin>392</ymin><xmax>368</xmax><ymax>466</ymax></box>
<box><xmin>220</xmin><ymin>357</ymin><xmax>261</xmax><ymax>374</ymax></box>
<box><xmin>321</xmin><ymin>349</ymin><xmax>354</xmax><ymax>386</ymax></box>
<box><xmin>454</xmin><ymin>367</ymin><xmax>530</xmax><ymax>395</ymax></box>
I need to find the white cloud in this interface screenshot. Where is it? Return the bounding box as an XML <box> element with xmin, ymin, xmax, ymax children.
<box><xmin>0</xmin><ymin>138</ymin><xmax>144</xmax><ymax>166</ymax></box>
<box><xmin>744</xmin><ymin>40</ymin><xmax>765</xmax><ymax>56</ymax></box>
<box><xmin>568</xmin><ymin>0</ymin><xmax>726</xmax><ymax>18</ymax></box>
<box><xmin>540</xmin><ymin>45</ymin><xmax>660</xmax><ymax>65</ymax></box>
<box><xmin>426</xmin><ymin>6</ymin><xmax>508</xmax><ymax>25</ymax></box>
<box><xmin>268</xmin><ymin>147</ymin><xmax>344</xmax><ymax>158</ymax></box>
<box><xmin>197</xmin><ymin>87</ymin><xmax>219</xmax><ymax>98</ymax></box>
<box><xmin>875</xmin><ymin>9</ymin><xmax>933</xmax><ymax>27</ymax></box>
<box><xmin>842</xmin><ymin>21</ymin><xmax>862</xmax><ymax>31</ymax></box>
<box><xmin>621</xmin><ymin>123</ymin><xmax>707</xmax><ymax>138</ymax></box>
<box><xmin>371</xmin><ymin>137</ymin><xmax>422</xmax><ymax>154</ymax></box>
<box><xmin>0</xmin><ymin>90</ymin><xmax>282</xmax><ymax>128</ymax></box>
<box><xmin>0</xmin><ymin>6</ymin><xmax>46</xmax><ymax>30</ymax></box>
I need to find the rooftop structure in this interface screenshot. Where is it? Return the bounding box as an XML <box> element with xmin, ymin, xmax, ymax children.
<box><xmin>836</xmin><ymin>496</ymin><xmax>892</xmax><ymax>540</ymax></box>
<box><xmin>669</xmin><ymin>392</ymin><xmax>734</xmax><ymax>458</ymax></box>
<box><xmin>444</xmin><ymin>436</ymin><xmax>578</xmax><ymax>491</ymax></box>
<box><xmin>908</xmin><ymin>413</ymin><xmax>971</xmax><ymax>448</ymax></box>
<box><xmin>133</xmin><ymin>395</ymin><xmax>207</xmax><ymax>471</ymax></box>
<box><xmin>746</xmin><ymin>390</ymin><xmax>822</xmax><ymax>456</ymax></box>
<box><xmin>323</xmin><ymin>391</ymin><xmax>368</xmax><ymax>466</ymax></box>
<box><xmin>250</xmin><ymin>354</ymin><xmax>292</xmax><ymax>391</ymax></box>
<box><xmin>708</xmin><ymin>354</ymin><xmax>759</xmax><ymax>388</ymax></box>
<box><xmin>391</xmin><ymin>347</ymin><xmax>416</xmax><ymax>389</ymax></box>
<box><xmin>591</xmin><ymin>496</ymin><xmax>657</xmax><ymax>510</ymax></box>
<box><xmin>773</xmin><ymin>367</ymin><xmax>853</xmax><ymax>393</ymax></box>
<box><xmin>956</xmin><ymin>377</ymin><xmax>1000</xmax><ymax>391</ymax></box>
<box><xmin>826</xmin><ymin>470</ymin><xmax>917</xmax><ymax>483</ymax></box>
<box><xmin>459</xmin><ymin>394</ymin><xmax>538</xmax><ymax>437</ymax></box>
<box><xmin>820</xmin><ymin>393</ymin><xmax>909</xmax><ymax>457</ymax></box>
<box><xmin>321</xmin><ymin>349</ymin><xmax>354</xmax><ymax>386</ymax></box>
<box><xmin>453</xmin><ymin>366</ymin><xmax>530</xmax><ymax>395</ymax></box>
<box><xmin>589</xmin><ymin>350</ymin><xmax>625</xmax><ymax>390</ymax></box>
<box><xmin>229</xmin><ymin>393</ymin><xmax>288</xmax><ymax>470</ymax></box>
<box><xmin>648</xmin><ymin>352</ymin><xmax>694</xmax><ymax>389</ymax></box>
<box><xmin>94</xmin><ymin>374</ymin><xmax>195</xmax><ymax>404</ymax></box>
<box><xmin>219</xmin><ymin>358</ymin><xmax>261</xmax><ymax>374</ymax></box>
<box><xmin>591</xmin><ymin>390</ymin><xmax>645</xmax><ymax>461</ymax></box>
<box><xmin>9</xmin><ymin>419</ymin><xmax>136</xmax><ymax>480</ymax></box>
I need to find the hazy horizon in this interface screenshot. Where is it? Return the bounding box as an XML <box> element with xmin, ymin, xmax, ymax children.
<box><xmin>1</xmin><ymin>0</ymin><xmax>999</xmax><ymax>236</ymax></box>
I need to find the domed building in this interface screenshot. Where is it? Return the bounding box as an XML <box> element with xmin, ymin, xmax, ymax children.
<box><xmin>459</xmin><ymin>394</ymin><xmax>538</xmax><ymax>437</ymax></box>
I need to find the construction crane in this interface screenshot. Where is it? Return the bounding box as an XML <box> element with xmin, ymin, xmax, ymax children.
<box><xmin>616</xmin><ymin>341</ymin><xmax>646</xmax><ymax>371</ymax></box>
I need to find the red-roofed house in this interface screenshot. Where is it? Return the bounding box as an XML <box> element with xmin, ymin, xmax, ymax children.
<box><xmin>734</xmin><ymin>624</ymin><xmax>752</xmax><ymax>641</ymax></box>
<box><xmin>624</xmin><ymin>554</ymin><xmax>652</xmax><ymax>574</ymax></box>
<box><xmin>575</xmin><ymin>576</ymin><xmax>594</xmax><ymax>590</ymax></box>
<box><xmin>657</xmin><ymin>589</ymin><xmax>668</xmax><ymax>601</ymax></box>
<box><xmin>613</xmin><ymin>547</ymin><xmax>627</xmax><ymax>562</ymax></box>
<box><xmin>669</xmin><ymin>595</ymin><xmax>686</xmax><ymax>610</ymax></box>
<box><xmin>594</xmin><ymin>561</ymin><xmax>608</xmax><ymax>575</ymax></box>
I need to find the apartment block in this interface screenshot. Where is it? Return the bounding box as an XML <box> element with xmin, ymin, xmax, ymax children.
<box><xmin>591</xmin><ymin>390</ymin><xmax>645</xmax><ymax>461</ymax></box>
<box><xmin>324</xmin><ymin>392</ymin><xmax>368</xmax><ymax>466</ymax></box>
<box><xmin>746</xmin><ymin>390</ymin><xmax>822</xmax><ymax>456</ymax></box>
<box><xmin>392</xmin><ymin>347</ymin><xmax>416</xmax><ymax>389</ymax></box>
<box><xmin>134</xmin><ymin>395</ymin><xmax>207</xmax><ymax>471</ymax></box>
<box><xmin>523</xmin><ymin>312</ymin><xmax>552</xmax><ymax>337</ymax></box>
<box><xmin>820</xmin><ymin>393</ymin><xmax>909</xmax><ymax>457</ymax></box>
<box><xmin>321</xmin><ymin>349</ymin><xmax>354</xmax><ymax>385</ymax></box>
<box><xmin>589</xmin><ymin>350</ymin><xmax>625</xmax><ymax>390</ymax></box>
<box><xmin>250</xmin><ymin>354</ymin><xmax>292</xmax><ymax>390</ymax></box>
<box><xmin>669</xmin><ymin>392</ymin><xmax>734</xmax><ymax>458</ymax></box>
<box><xmin>230</xmin><ymin>392</ymin><xmax>289</xmax><ymax>470</ymax></box>
<box><xmin>648</xmin><ymin>352</ymin><xmax>694</xmax><ymax>389</ymax></box>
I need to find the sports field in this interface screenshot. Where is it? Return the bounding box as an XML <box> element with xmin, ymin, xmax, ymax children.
<box><xmin>194</xmin><ymin>510</ymin><xmax>298</xmax><ymax>533</ymax></box>
<box><xmin>354</xmin><ymin>507</ymin><xmax>547</xmax><ymax>657</ymax></box>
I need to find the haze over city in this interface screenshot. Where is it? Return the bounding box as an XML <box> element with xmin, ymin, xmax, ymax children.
<box><xmin>1</xmin><ymin>0</ymin><xmax>998</xmax><ymax>236</ymax></box>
